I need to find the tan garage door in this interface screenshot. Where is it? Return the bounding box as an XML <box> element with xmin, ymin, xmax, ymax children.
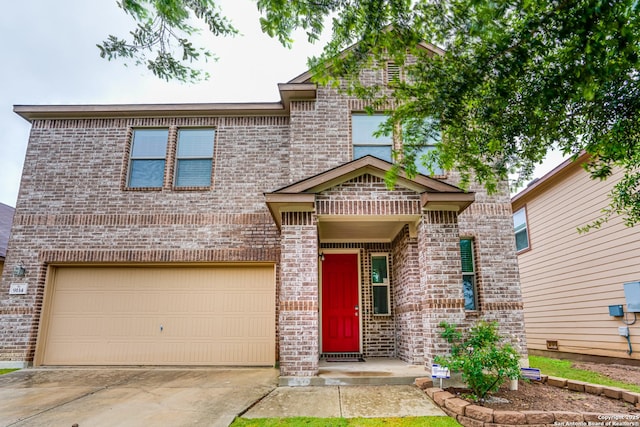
<box><xmin>40</xmin><ymin>265</ymin><xmax>275</xmax><ymax>366</ymax></box>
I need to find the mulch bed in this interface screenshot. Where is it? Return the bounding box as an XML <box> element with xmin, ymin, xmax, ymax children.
<box><xmin>447</xmin><ymin>380</ymin><xmax>639</xmax><ymax>414</ymax></box>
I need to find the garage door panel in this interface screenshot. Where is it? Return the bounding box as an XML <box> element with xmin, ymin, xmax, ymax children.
<box><xmin>42</xmin><ymin>266</ymin><xmax>275</xmax><ymax>366</ymax></box>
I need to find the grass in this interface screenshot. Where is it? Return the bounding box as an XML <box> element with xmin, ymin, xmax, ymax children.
<box><xmin>529</xmin><ymin>355</ymin><xmax>640</xmax><ymax>393</ymax></box>
<box><xmin>230</xmin><ymin>417</ymin><xmax>462</xmax><ymax>427</ymax></box>
<box><xmin>0</xmin><ymin>369</ymin><xmax>18</xmax><ymax>375</ymax></box>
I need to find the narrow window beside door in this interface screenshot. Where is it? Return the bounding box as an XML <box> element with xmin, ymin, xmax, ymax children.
<box><xmin>371</xmin><ymin>254</ymin><xmax>390</xmax><ymax>315</ymax></box>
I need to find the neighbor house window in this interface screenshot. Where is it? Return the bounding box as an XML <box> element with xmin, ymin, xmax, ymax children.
<box><xmin>352</xmin><ymin>114</ymin><xmax>393</xmax><ymax>162</ymax></box>
<box><xmin>513</xmin><ymin>207</ymin><xmax>529</xmax><ymax>252</ymax></box>
<box><xmin>460</xmin><ymin>238</ymin><xmax>477</xmax><ymax>311</ymax></box>
<box><xmin>175</xmin><ymin>129</ymin><xmax>215</xmax><ymax>187</ymax></box>
<box><xmin>128</xmin><ymin>129</ymin><xmax>169</xmax><ymax>188</ymax></box>
<box><xmin>371</xmin><ymin>254</ymin><xmax>390</xmax><ymax>315</ymax></box>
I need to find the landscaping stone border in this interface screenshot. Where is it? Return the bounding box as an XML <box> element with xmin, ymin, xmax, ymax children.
<box><xmin>414</xmin><ymin>377</ymin><xmax>640</xmax><ymax>427</ymax></box>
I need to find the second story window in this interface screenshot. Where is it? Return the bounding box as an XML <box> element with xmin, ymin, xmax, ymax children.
<box><xmin>415</xmin><ymin>145</ymin><xmax>444</xmax><ymax>176</ymax></box>
<box><xmin>352</xmin><ymin>114</ymin><xmax>393</xmax><ymax>162</ymax></box>
<box><xmin>128</xmin><ymin>129</ymin><xmax>168</xmax><ymax>188</ymax></box>
<box><xmin>175</xmin><ymin>129</ymin><xmax>215</xmax><ymax>187</ymax></box>
<box><xmin>513</xmin><ymin>207</ymin><xmax>530</xmax><ymax>252</ymax></box>
<box><xmin>403</xmin><ymin>118</ymin><xmax>443</xmax><ymax>176</ymax></box>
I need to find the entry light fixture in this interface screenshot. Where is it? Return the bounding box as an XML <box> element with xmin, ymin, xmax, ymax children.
<box><xmin>13</xmin><ymin>263</ymin><xmax>26</xmax><ymax>277</ymax></box>
<box><xmin>319</xmin><ymin>252</ymin><xmax>325</xmax><ymax>261</ymax></box>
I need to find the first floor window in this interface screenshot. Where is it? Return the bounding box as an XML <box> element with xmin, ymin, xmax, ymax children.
<box><xmin>128</xmin><ymin>129</ymin><xmax>168</xmax><ymax>188</ymax></box>
<box><xmin>175</xmin><ymin>129</ymin><xmax>215</xmax><ymax>187</ymax></box>
<box><xmin>513</xmin><ymin>207</ymin><xmax>530</xmax><ymax>252</ymax></box>
<box><xmin>371</xmin><ymin>254</ymin><xmax>390</xmax><ymax>315</ymax></box>
<box><xmin>460</xmin><ymin>238</ymin><xmax>477</xmax><ymax>310</ymax></box>
<box><xmin>352</xmin><ymin>114</ymin><xmax>393</xmax><ymax>162</ymax></box>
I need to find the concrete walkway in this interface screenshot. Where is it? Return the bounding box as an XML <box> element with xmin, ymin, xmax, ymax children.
<box><xmin>243</xmin><ymin>385</ymin><xmax>446</xmax><ymax>419</ymax></box>
<box><xmin>0</xmin><ymin>367</ymin><xmax>278</xmax><ymax>427</ymax></box>
<box><xmin>0</xmin><ymin>363</ymin><xmax>445</xmax><ymax>426</ymax></box>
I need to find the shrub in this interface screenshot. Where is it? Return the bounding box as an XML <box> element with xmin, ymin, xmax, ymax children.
<box><xmin>434</xmin><ymin>321</ymin><xmax>521</xmax><ymax>400</ymax></box>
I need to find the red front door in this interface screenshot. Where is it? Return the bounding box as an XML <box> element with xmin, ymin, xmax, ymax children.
<box><xmin>322</xmin><ymin>253</ymin><xmax>360</xmax><ymax>352</ymax></box>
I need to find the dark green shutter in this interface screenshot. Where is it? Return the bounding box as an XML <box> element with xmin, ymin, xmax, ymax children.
<box><xmin>460</xmin><ymin>239</ymin><xmax>474</xmax><ymax>273</ymax></box>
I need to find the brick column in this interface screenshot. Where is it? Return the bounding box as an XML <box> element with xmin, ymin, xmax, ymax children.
<box><xmin>278</xmin><ymin>212</ymin><xmax>319</xmax><ymax>376</ymax></box>
<box><xmin>418</xmin><ymin>211</ymin><xmax>466</xmax><ymax>366</ymax></box>
<box><xmin>392</xmin><ymin>226</ymin><xmax>424</xmax><ymax>364</ymax></box>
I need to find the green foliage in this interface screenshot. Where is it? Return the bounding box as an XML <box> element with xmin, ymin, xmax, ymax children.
<box><xmin>529</xmin><ymin>355</ymin><xmax>640</xmax><ymax>393</ymax></box>
<box><xmin>435</xmin><ymin>321</ymin><xmax>521</xmax><ymax>400</ymax></box>
<box><xmin>98</xmin><ymin>0</ymin><xmax>237</xmax><ymax>82</ymax></box>
<box><xmin>0</xmin><ymin>369</ymin><xmax>18</xmax><ymax>375</ymax></box>
<box><xmin>229</xmin><ymin>416</ymin><xmax>462</xmax><ymax>427</ymax></box>
<box><xmin>103</xmin><ymin>0</ymin><xmax>640</xmax><ymax>227</ymax></box>
<box><xmin>254</xmin><ymin>0</ymin><xmax>640</xmax><ymax>229</ymax></box>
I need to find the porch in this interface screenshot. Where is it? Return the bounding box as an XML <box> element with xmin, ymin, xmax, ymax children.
<box><xmin>266</xmin><ymin>156</ymin><xmax>475</xmax><ymax>378</ymax></box>
<box><xmin>279</xmin><ymin>357</ymin><xmax>430</xmax><ymax>386</ymax></box>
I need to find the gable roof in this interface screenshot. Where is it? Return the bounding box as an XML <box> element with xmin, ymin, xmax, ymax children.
<box><xmin>14</xmin><ymin>37</ymin><xmax>443</xmax><ymax>122</ymax></box>
<box><xmin>511</xmin><ymin>152</ymin><xmax>589</xmax><ymax>207</ymax></box>
<box><xmin>265</xmin><ymin>156</ymin><xmax>474</xmax><ymax>229</ymax></box>
<box><xmin>0</xmin><ymin>203</ymin><xmax>15</xmax><ymax>259</ymax></box>
<box><xmin>287</xmin><ymin>41</ymin><xmax>445</xmax><ymax>84</ymax></box>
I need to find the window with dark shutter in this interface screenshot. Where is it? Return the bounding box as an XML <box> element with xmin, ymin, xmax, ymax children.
<box><xmin>460</xmin><ymin>238</ymin><xmax>477</xmax><ymax>310</ymax></box>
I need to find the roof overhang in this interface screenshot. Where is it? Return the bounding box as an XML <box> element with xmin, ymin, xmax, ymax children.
<box><xmin>511</xmin><ymin>152</ymin><xmax>589</xmax><ymax>208</ymax></box>
<box><xmin>265</xmin><ymin>156</ymin><xmax>475</xmax><ymax>239</ymax></box>
<box><xmin>13</xmin><ymin>103</ymin><xmax>289</xmax><ymax>121</ymax></box>
<box><xmin>14</xmin><ymin>84</ymin><xmax>318</xmax><ymax>122</ymax></box>
<box><xmin>421</xmin><ymin>192</ymin><xmax>475</xmax><ymax>212</ymax></box>
<box><xmin>265</xmin><ymin>193</ymin><xmax>316</xmax><ymax>229</ymax></box>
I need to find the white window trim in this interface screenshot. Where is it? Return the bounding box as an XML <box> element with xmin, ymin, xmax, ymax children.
<box><xmin>173</xmin><ymin>128</ymin><xmax>216</xmax><ymax>188</ymax></box>
<box><xmin>513</xmin><ymin>207</ymin><xmax>530</xmax><ymax>252</ymax></box>
<box><xmin>127</xmin><ymin>128</ymin><xmax>169</xmax><ymax>189</ymax></box>
<box><xmin>371</xmin><ymin>252</ymin><xmax>391</xmax><ymax>316</ymax></box>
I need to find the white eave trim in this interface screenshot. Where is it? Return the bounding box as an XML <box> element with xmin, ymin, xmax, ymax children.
<box><xmin>13</xmin><ymin>103</ymin><xmax>290</xmax><ymax>121</ymax></box>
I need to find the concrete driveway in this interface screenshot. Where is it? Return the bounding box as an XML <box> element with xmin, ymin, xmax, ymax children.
<box><xmin>0</xmin><ymin>367</ymin><xmax>278</xmax><ymax>427</ymax></box>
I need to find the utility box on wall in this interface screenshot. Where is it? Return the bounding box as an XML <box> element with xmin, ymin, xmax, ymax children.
<box><xmin>609</xmin><ymin>304</ymin><xmax>624</xmax><ymax>317</ymax></box>
<box><xmin>624</xmin><ymin>281</ymin><xmax>640</xmax><ymax>312</ymax></box>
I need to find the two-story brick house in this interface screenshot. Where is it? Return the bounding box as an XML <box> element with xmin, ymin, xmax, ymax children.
<box><xmin>0</xmin><ymin>50</ymin><xmax>527</xmax><ymax>377</ymax></box>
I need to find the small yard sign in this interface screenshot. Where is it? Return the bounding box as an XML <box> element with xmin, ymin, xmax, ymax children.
<box><xmin>9</xmin><ymin>283</ymin><xmax>28</xmax><ymax>295</ymax></box>
<box><xmin>431</xmin><ymin>364</ymin><xmax>450</xmax><ymax>379</ymax></box>
<box><xmin>520</xmin><ymin>367</ymin><xmax>541</xmax><ymax>381</ymax></box>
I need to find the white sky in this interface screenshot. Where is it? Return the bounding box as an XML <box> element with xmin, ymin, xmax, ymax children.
<box><xmin>0</xmin><ymin>0</ymin><xmax>566</xmax><ymax>207</ymax></box>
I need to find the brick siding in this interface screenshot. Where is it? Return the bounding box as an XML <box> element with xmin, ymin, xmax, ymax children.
<box><xmin>1</xmin><ymin>61</ymin><xmax>527</xmax><ymax>373</ymax></box>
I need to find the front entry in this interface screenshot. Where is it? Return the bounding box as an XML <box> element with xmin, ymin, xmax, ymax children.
<box><xmin>321</xmin><ymin>253</ymin><xmax>360</xmax><ymax>352</ymax></box>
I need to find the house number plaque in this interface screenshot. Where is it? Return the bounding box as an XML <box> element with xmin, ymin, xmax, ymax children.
<box><xmin>9</xmin><ymin>283</ymin><xmax>28</xmax><ymax>295</ymax></box>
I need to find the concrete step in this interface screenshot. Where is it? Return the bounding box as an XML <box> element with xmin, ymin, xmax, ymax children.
<box><xmin>279</xmin><ymin>375</ymin><xmax>420</xmax><ymax>386</ymax></box>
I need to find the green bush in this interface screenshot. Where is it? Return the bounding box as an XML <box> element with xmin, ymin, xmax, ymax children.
<box><xmin>434</xmin><ymin>321</ymin><xmax>521</xmax><ymax>400</ymax></box>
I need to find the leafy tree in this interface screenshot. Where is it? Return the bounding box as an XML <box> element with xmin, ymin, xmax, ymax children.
<box><xmin>435</xmin><ymin>321</ymin><xmax>521</xmax><ymax>400</ymax></box>
<box><xmin>102</xmin><ymin>0</ymin><xmax>640</xmax><ymax>228</ymax></box>
<box><xmin>98</xmin><ymin>0</ymin><xmax>237</xmax><ymax>82</ymax></box>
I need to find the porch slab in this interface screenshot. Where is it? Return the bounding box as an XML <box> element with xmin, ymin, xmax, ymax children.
<box><xmin>279</xmin><ymin>358</ymin><xmax>429</xmax><ymax>386</ymax></box>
